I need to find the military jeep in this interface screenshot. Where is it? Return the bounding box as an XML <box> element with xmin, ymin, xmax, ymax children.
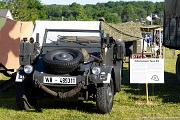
<box><xmin>15</xmin><ymin>26</ymin><xmax>125</xmax><ymax>114</ymax></box>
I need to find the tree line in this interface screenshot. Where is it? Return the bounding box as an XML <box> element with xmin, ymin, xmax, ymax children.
<box><xmin>0</xmin><ymin>0</ymin><xmax>164</xmax><ymax>24</ymax></box>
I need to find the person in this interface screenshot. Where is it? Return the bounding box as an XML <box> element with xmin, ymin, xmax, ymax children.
<box><xmin>145</xmin><ymin>34</ymin><xmax>150</xmax><ymax>47</ymax></box>
<box><xmin>155</xmin><ymin>33</ymin><xmax>160</xmax><ymax>46</ymax></box>
<box><xmin>149</xmin><ymin>34</ymin><xmax>152</xmax><ymax>47</ymax></box>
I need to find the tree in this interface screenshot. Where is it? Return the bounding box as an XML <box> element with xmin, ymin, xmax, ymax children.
<box><xmin>143</xmin><ymin>1</ymin><xmax>155</xmax><ymax>16</ymax></box>
<box><xmin>84</xmin><ymin>4</ymin><xmax>94</xmax><ymax>20</ymax></box>
<box><xmin>70</xmin><ymin>2</ymin><xmax>88</xmax><ymax>20</ymax></box>
<box><xmin>0</xmin><ymin>1</ymin><xmax>5</xmax><ymax>8</ymax></box>
<box><xmin>46</xmin><ymin>5</ymin><xmax>63</xmax><ymax>20</ymax></box>
<box><xmin>28</xmin><ymin>0</ymin><xmax>46</xmax><ymax>20</ymax></box>
<box><xmin>154</xmin><ymin>2</ymin><xmax>164</xmax><ymax>15</ymax></box>
<box><xmin>3</xmin><ymin>0</ymin><xmax>46</xmax><ymax>21</ymax></box>
<box><xmin>123</xmin><ymin>4</ymin><xmax>136</xmax><ymax>22</ymax></box>
<box><xmin>116</xmin><ymin>5</ymin><xmax>124</xmax><ymax>16</ymax></box>
<box><xmin>135</xmin><ymin>7</ymin><xmax>147</xmax><ymax>20</ymax></box>
<box><xmin>44</xmin><ymin>1</ymin><xmax>163</xmax><ymax>24</ymax></box>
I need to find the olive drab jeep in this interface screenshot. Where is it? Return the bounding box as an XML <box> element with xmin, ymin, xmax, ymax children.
<box><xmin>15</xmin><ymin>23</ymin><xmax>125</xmax><ymax>114</ymax></box>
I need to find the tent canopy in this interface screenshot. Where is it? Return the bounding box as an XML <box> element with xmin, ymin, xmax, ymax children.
<box><xmin>140</xmin><ymin>26</ymin><xmax>162</xmax><ymax>32</ymax></box>
<box><xmin>101</xmin><ymin>22</ymin><xmax>142</xmax><ymax>42</ymax></box>
<box><xmin>0</xmin><ymin>17</ymin><xmax>33</xmax><ymax>70</ymax></box>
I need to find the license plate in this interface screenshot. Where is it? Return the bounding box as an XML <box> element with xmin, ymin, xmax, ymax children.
<box><xmin>43</xmin><ymin>76</ymin><xmax>76</xmax><ymax>84</ymax></box>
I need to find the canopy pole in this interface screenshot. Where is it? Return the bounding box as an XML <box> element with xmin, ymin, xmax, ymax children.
<box><xmin>146</xmin><ymin>83</ymin><xmax>149</xmax><ymax>103</ymax></box>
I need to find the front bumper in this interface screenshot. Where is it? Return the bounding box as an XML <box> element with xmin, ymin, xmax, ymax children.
<box><xmin>33</xmin><ymin>70</ymin><xmax>86</xmax><ymax>87</ymax></box>
<box><xmin>15</xmin><ymin>66</ymin><xmax>112</xmax><ymax>86</ymax></box>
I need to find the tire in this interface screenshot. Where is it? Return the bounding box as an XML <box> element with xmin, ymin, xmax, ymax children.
<box><xmin>176</xmin><ymin>55</ymin><xmax>180</xmax><ymax>82</ymax></box>
<box><xmin>15</xmin><ymin>82</ymin><xmax>37</xmax><ymax>110</ymax></box>
<box><xmin>116</xmin><ymin>77</ymin><xmax>122</xmax><ymax>92</ymax></box>
<box><xmin>96</xmin><ymin>77</ymin><xmax>114</xmax><ymax>114</ymax></box>
<box><xmin>43</xmin><ymin>48</ymin><xmax>83</xmax><ymax>74</ymax></box>
<box><xmin>116</xmin><ymin>61</ymin><xmax>123</xmax><ymax>92</ymax></box>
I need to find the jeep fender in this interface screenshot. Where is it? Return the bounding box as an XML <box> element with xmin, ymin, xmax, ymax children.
<box><xmin>93</xmin><ymin>66</ymin><xmax>114</xmax><ymax>84</ymax></box>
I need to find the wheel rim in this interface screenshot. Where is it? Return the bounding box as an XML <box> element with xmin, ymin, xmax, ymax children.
<box><xmin>53</xmin><ymin>52</ymin><xmax>74</xmax><ymax>61</ymax></box>
<box><xmin>106</xmin><ymin>84</ymin><xmax>113</xmax><ymax>105</ymax></box>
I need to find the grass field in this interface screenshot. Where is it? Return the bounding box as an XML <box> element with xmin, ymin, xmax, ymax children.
<box><xmin>0</xmin><ymin>48</ymin><xmax>180</xmax><ymax>120</ymax></box>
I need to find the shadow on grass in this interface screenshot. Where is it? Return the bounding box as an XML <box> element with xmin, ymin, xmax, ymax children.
<box><xmin>12</xmin><ymin>100</ymin><xmax>98</xmax><ymax>114</ymax></box>
<box><xmin>30</xmin><ymin>100</ymin><xmax>98</xmax><ymax>113</ymax></box>
<box><xmin>0</xmin><ymin>81</ymin><xmax>98</xmax><ymax>113</ymax></box>
<box><xmin>0</xmin><ymin>79</ymin><xmax>15</xmax><ymax>99</ymax></box>
<box><xmin>0</xmin><ymin>81</ymin><xmax>17</xmax><ymax>110</ymax></box>
<box><xmin>122</xmin><ymin>66</ymin><xmax>180</xmax><ymax>103</ymax></box>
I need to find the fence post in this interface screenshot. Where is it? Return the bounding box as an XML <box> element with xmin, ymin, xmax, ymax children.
<box><xmin>163</xmin><ymin>47</ymin><xmax>166</xmax><ymax>58</ymax></box>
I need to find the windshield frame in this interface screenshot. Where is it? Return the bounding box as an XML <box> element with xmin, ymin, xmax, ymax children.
<box><xmin>42</xmin><ymin>29</ymin><xmax>104</xmax><ymax>47</ymax></box>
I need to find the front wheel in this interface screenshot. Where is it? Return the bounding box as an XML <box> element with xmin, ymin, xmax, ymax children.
<box><xmin>15</xmin><ymin>82</ymin><xmax>37</xmax><ymax>110</ymax></box>
<box><xmin>96</xmin><ymin>77</ymin><xmax>114</xmax><ymax>114</ymax></box>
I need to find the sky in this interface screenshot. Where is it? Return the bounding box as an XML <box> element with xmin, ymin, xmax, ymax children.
<box><xmin>40</xmin><ymin>0</ymin><xmax>163</xmax><ymax>5</ymax></box>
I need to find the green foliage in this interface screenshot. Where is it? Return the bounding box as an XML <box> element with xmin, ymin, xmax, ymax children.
<box><xmin>0</xmin><ymin>49</ymin><xmax>180</xmax><ymax>119</ymax></box>
<box><xmin>70</xmin><ymin>2</ymin><xmax>89</xmax><ymax>20</ymax></box>
<box><xmin>123</xmin><ymin>4</ymin><xmax>136</xmax><ymax>22</ymax></box>
<box><xmin>0</xmin><ymin>1</ymin><xmax>5</xmax><ymax>8</ymax></box>
<box><xmin>3</xmin><ymin>0</ymin><xmax>46</xmax><ymax>21</ymax></box>
<box><xmin>1</xmin><ymin>1</ymin><xmax>163</xmax><ymax>24</ymax></box>
<box><xmin>45</xmin><ymin>1</ymin><xmax>163</xmax><ymax>24</ymax></box>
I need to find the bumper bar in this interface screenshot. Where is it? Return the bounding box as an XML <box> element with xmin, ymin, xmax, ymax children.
<box><xmin>35</xmin><ymin>79</ymin><xmax>85</xmax><ymax>99</ymax></box>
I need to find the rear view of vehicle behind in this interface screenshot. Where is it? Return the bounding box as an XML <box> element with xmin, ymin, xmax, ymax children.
<box><xmin>163</xmin><ymin>0</ymin><xmax>180</xmax><ymax>82</ymax></box>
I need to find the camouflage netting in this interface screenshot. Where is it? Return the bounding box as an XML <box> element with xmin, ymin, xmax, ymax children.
<box><xmin>101</xmin><ymin>21</ymin><xmax>143</xmax><ymax>42</ymax></box>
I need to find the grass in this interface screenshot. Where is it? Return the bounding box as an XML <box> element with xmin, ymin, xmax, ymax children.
<box><xmin>0</xmin><ymin>48</ymin><xmax>180</xmax><ymax>120</ymax></box>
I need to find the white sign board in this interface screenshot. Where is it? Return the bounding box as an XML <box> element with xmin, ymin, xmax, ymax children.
<box><xmin>130</xmin><ymin>59</ymin><xmax>164</xmax><ymax>83</ymax></box>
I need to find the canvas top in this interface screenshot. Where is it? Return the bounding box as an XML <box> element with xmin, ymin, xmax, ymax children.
<box><xmin>164</xmin><ymin>0</ymin><xmax>180</xmax><ymax>18</ymax></box>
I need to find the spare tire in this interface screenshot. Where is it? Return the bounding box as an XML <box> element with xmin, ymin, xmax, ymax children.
<box><xmin>43</xmin><ymin>48</ymin><xmax>83</xmax><ymax>74</ymax></box>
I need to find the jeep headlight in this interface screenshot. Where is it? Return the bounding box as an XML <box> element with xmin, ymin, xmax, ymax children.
<box><xmin>92</xmin><ymin>67</ymin><xmax>101</xmax><ymax>75</ymax></box>
<box><xmin>24</xmin><ymin>65</ymin><xmax>33</xmax><ymax>74</ymax></box>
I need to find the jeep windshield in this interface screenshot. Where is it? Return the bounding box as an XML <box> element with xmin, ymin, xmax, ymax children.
<box><xmin>45</xmin><ymin>29</ymin><xmax>102</xmax><ymax>44</ymax></box>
